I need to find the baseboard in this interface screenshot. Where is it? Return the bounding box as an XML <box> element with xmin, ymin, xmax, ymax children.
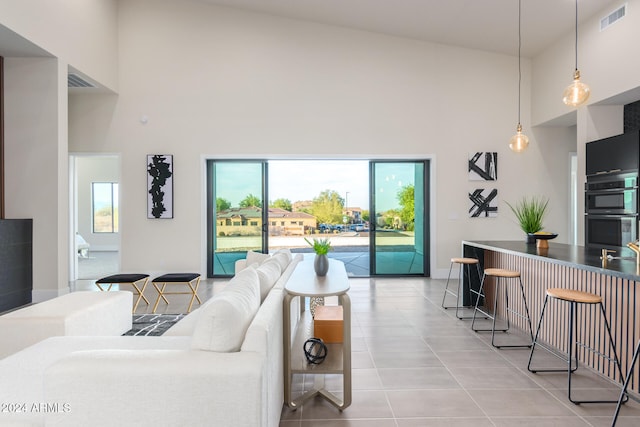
<box><xmin>431</xmin><ymin>268</ymin><xmax>456</xmax><ymax>280</ymax></box>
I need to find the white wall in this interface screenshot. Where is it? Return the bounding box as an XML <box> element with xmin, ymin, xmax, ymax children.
<box><xmin>66</xmin><ymin>0</ymin><xmax>571</xmax><ymax>278</ymax></box>
<box><xmin>0</xmin><ymin>0</ymin><xmax>119</xmax><ymax>91</ymax></box>
<box><xmin>532</xmin><ymin>0</ymin><xmax>640</xmax><ymax>126</ymax></box>
<box><xmin>4</xmin><ymin>57</ymin><xmax>69</xmax><ymax>300</ymax></box>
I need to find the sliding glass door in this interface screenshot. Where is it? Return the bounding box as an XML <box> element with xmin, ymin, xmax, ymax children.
<box><xmin>370</xmin><ymin>161</ymin><xmax>429</xmax><ymax>275</ymax></box>
<box><xmin>206</xmin><ymin>159</ymin><xmax>429</xmax><ymax>277</ymax></box>
<box><xmin>207</xmin><ymin>161</ymin><xmax>267</xmax><ymax>276</ymax></box>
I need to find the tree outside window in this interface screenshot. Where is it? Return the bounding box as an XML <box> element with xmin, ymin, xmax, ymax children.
<box><xmin>92</xmin><ymin>182</ymin><xmax>119</xmax><ymax>233</ymax></box>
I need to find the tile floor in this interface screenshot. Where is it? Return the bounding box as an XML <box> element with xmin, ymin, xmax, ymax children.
<box><xmin>71</xmin><ymin>276</ymin><xmax>640</xmax><ymax>426</ymax></box>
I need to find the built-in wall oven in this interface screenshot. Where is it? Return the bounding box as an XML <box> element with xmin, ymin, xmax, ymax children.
<box><xmin>585</xmin><ymin>172</ymin><xmax>637</xmax><ymax>215</ymax></box>
<box><xmin>585</xmin><ymin>172</ymin><xmax>639</xmax><ymax>248</ymax></box>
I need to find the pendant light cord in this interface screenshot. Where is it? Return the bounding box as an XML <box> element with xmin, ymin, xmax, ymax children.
<box><xmin>518</xmin><ymin>0</ymin><xmax>522</xmax><ymax>125</ymax></box>
<box><xmin>574</xmin><ymin>0</ymin><xmax>578</xmax><ymax>72</ymax></box>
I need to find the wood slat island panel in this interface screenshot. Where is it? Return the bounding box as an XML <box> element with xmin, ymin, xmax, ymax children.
<box><xmin>463</xmin><ymin>240</ymin><xmax>640</xmax><ymax>395</ymax></box>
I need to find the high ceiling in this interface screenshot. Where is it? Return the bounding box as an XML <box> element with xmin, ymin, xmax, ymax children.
<box><xmin>200</xmin><ymin>0</ymin><xmax>616</xmax><ymax>57</ymax></box>
<box><xmin>0</xmin><ymin>1</ymin><xmax>618</xmax><ymax>59</ymax></box>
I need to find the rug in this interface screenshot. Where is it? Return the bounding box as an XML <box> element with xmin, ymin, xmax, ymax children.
<box><xmin>123</xmin><ymin>313</ymin><xmax>186</xmax><ymax>336</ymax></box>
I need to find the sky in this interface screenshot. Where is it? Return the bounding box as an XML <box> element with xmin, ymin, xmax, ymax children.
<box><xmin>215</xmin><ymin>160</ymin><xmax>419</xmax><ymax>212</ymax></box>
<box><xmin>268</xmin><ymin>160</ymin><xmax>369</xmax><ymax>209</ymax></box>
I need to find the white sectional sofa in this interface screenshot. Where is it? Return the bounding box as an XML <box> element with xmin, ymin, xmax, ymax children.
<box><xmin>0</xmin><ymin>251</ymin><xmax>302</xmax><ymax>427</ymax></box>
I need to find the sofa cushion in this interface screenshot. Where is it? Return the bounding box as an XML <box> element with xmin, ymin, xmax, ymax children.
<box><xmin>271</xmin><ymin>252</ymin><xmax>290</xmax><ymax>271</ymax></box>
<box><xmin>190</xmin><ymin>268</ymin><xmax>260</xmax><ymax>352</ymax></box>
<box><xmin>256</xmin><ymin>259</ymin><xmax>282</xmax><ymax>302</ymax></box>
<box><xmin>246</xmin><ymin>250</ymin><xmax>271</xmax><ymax>266</ymax></box>
<box><xmin>273</xmin><ymin>248</ymin><xmax>293</xmax><ymax>263</ymax></box>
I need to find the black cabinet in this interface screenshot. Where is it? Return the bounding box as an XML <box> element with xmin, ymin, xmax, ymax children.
<box><xmin>0</xmin><ymin>219</ymin><xmax>33</xmax><ymax>313</ymax></box>
<box><xmin>586</xmin><ymin>130</ymin><xmax>639</xmax><ymax>176</ymax></box>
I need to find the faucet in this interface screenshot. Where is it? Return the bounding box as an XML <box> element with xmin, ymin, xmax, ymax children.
<box><xmin>627</xmin><ymin>242</ymin><xmax>640</xmax><ymax>268</ymax></box>
<box><xmin>601</xmin><ymin>249</ymin><xmax>616</xmax><ymax>267</ymax></box>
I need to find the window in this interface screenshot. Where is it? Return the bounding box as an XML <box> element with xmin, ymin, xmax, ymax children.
<box><xmin>92</xmin><ymin>182</ymin><xmax>119</xmax><ymax>233</ymax></box>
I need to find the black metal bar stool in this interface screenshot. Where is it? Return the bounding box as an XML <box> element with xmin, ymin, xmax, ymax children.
<box><xmin>528</xmin><ymin>288</ymin><xmax>626</xmax><ymax>405</ymax></box>
<box><xmin>611</xmin><ymin>339</ymin><xmax>639</xmax><ymax>425</ymax></box>
<box><xmin>441</xmin><ymin>257</ymin><xmax>482</xmax><ymax>319</ymax></box>
<box><xmin>471</xmin><ymin>267</ymin><xmax>533</xmax><ymax>348</ymax></box>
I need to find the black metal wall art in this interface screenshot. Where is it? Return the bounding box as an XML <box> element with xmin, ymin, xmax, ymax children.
<box><xmin>147</xmin><ymin>154</ymin><xmax>173</xmax><ymax>219</ymax></box>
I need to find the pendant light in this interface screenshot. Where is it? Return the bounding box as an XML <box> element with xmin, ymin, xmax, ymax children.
<box><xmin>509</xmin><ymin>0</ymin><xmax>529</xmax><ymax>153</ymax></box>
<box><xmin>562</xmin><ymin>0</ymin><xmax>590</xmax><ymax>107</ymax></box>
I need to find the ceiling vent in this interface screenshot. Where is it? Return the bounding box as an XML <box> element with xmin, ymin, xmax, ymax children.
<box><xmin>600</xmin><ymin>4</ymin><xmax>626</xmax><ymax>31</ymax></box>
<box><xmin>68</xmin><ymin>73</ymin><xmax>96</xmax><ymax>88</ymax></box>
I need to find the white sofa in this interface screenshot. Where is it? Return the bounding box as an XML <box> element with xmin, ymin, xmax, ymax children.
<box><xmin>0</xmin><ymin>251</ymin><xmax>302</xmax><ymax>427</ymax></box>
<box><xmin>0</xmin><ymin>291</ymin><xmax>132</xmax><ymax>359</ymax></box>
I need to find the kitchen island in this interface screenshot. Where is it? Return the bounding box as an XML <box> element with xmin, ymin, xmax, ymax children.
<box><xmin>463</xmin><ymin>240</ymin><xmax>640</xmax><ymax>396</ymax></box>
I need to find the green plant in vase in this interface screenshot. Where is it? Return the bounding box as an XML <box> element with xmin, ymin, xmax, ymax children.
<box><xmin>304</xmin><ymin>237</ymin><xmax>332</xmax><ymax>255</ymax></box>
<box><xmin>506</xmin><ymin>196</ymin><xmax>549</xmax><ymax>242</ymax></box>
<box><xmin>304</xmin><ymin>237</ymin><xmax>332</xmax><ymax>316</ymax></box>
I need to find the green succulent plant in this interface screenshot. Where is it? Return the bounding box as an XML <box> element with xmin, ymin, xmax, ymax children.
<box><xmin>304</xmin><ymin>237</ymin><xmax>332</xmax><ymax>255</ymax></box>
<box><xmin>506</xmin><ymin>196</ymin><xmax>549</xmax><ymax>234</ymax></box>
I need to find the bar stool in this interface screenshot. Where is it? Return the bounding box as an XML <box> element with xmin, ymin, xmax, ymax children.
<box><xmin>441</xmin><ymin>257</ymin><xmax>482</xmax><ymax>319</ymax></box>
<box><xmin>612</xmin><ymin>339</ymin><xmax>639</xmax><ymax>425</ymax></box>
<box><xmin>471</xmin><ymin>268</ymin><xmax>534</xmax><ymax>348</ymax></box>
<box><xmin>527</xmin><ymin>288</ymin><xmax>626</xmax><ymax>405</ymax></box>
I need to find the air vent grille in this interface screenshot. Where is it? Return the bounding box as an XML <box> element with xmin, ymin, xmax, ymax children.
<box><xmin>600</xmin><ymin>4</ymin><xmax>626</xmax><ymax>31</ymax></box>
<box><xmin>68</xmin><ymin>73</ymin><xmax>96</xmax><ymax>88</ymax></box>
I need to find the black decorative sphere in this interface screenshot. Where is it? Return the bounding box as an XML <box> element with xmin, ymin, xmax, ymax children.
<box><xmin>303</xmin><ymin>337</ymin><xmax>327</xmax><ymax>364</ymax></box>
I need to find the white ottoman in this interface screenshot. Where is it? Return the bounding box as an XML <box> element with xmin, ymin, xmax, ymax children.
<box><xmin>0</xmin><ymin>291</ymin><xmax>133</xmax><ymax>359</ymax></box>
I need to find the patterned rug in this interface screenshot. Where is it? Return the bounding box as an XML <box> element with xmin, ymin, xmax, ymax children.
<box><xmin>123</xmin><ymin>313</ymin><xmax>186</xmax><ymax>336</ymax></box>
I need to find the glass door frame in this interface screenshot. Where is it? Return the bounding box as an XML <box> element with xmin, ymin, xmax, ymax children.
<box><xmin>206</xmin><ymin>159</ymin><xmax>269</xmax><ymax>277</ymax></box>
<box><xmin>369</xmin><ymin>159</ymin><xmax>430</xmax><ymax>277</ymax></box>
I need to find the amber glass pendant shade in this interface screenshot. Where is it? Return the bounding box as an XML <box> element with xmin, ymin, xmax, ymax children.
<box><xmin>562</xmin><ymin>70</ymin><xmax>590</xmax><ymax>107</ymax></box>
<box><xmin>509</xmin><ymin>123</ymin><xmax>529</xmax><ymax>153</ymax></box>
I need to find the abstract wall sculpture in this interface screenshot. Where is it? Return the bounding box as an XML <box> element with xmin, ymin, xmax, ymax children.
<box><xmin>469</xmin><ymin>152</ymin><xmax>498</xmax><ymax>181</ymax></box>
<box><xmin>469</xmin><ymin>188</ymin><xmax>498</xmax><ymax>218</ymax></box>
<box><xmin>147</xmin><ymin>154</ymin><xmax>173</xmax><ymax>219</ymax></box>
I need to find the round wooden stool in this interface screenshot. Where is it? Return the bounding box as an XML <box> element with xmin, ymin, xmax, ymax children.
<box><xmin>441</xmin><ymin>257</ymin><xmax>482</xmax><ymax>319</ymax></box>
<box><xmin>528</xmin><ymin>288</ymin><xmax>626</xmax><ymax>405</ymax></box>
<box><xmin>471</xmin><ymin>268</ymin><xmax>533</xmax><ymax>349</ymax></box>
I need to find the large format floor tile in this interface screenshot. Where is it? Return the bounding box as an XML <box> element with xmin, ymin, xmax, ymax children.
<box><xmin>72</xmin><ymin>275</ymin><xmax>640</xmax><ymax>426</ymax></box>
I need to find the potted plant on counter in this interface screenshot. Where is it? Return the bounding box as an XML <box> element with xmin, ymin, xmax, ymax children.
<box><xmin>304</xmin><ymin>237</ymin><xmax>332</xmax><ymax>276</ymax></box>
<box><xmin>506</xmin><ymin>196</ymin><xmax>549</xmax><ymax>243</ymax></box>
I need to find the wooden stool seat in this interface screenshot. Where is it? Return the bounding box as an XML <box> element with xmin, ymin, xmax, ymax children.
<box><xmin>484</xmin><ymin>268</ymin><xmax>520</xmax><ymax>278</ymax></box>
<box><xmin>546</xmin><ymin>288</ymin><xmax>601</xmax><ymax>304</ymax></box>
<box><xmin>451</xmin><ymin>257</ymin><xmax>479</xmax><ymax>265</ymax></box>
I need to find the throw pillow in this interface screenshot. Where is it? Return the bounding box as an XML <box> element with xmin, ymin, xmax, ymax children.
<box><xmin>256</xmin><ymin>259</ymin><xmax>282</xmax><ymax>301</ymax></box>
<box><xmin>246</xmin><ymin>250</ymin><xmax>270</xmax><ymax>266</ymax></box>
<box><xmin>191</xmin><ymin>268</ymin><xmax>260</xmax><ymax>352</ymax></box>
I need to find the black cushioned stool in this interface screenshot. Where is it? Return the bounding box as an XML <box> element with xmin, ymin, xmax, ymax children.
<box><xmin>151</xmin><ymin>273</ymin><xmax>202</xmax><ymax>313</ymax></box>
<box><xmin>612</xmin><ymin>339</ymin><xmax>639</xmax><ymax>425</ymax></box>
<box><xmin>441</xmin><ymin>257</ymin><xmax>482</xmax><ymax>319</ymax></box>
<box><xmin>471</xmin><ymin>268</ymin><xmax>533</xmax><ymax>349</ymax></box>
<box><xmin>528</xmin><ymin>288</ymin><xmax>626</xmax><ymax>405</ymax></box>
<box><xmin>96</xmin><ymin>273</ymin><xmax>150</xmax><ymax>312</ymax></box>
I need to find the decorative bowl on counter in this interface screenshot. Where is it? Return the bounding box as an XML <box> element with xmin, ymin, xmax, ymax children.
<box><xmin>528</xmin><ymin>232</ymin><xmax>558</xmax><ymax>248</ymax></box>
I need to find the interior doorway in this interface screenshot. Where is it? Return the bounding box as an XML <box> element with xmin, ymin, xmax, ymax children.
<box><xmin>70</xmin><ymin>154</ymin><xmax>121</xmax><ymax>281</ymax></box>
